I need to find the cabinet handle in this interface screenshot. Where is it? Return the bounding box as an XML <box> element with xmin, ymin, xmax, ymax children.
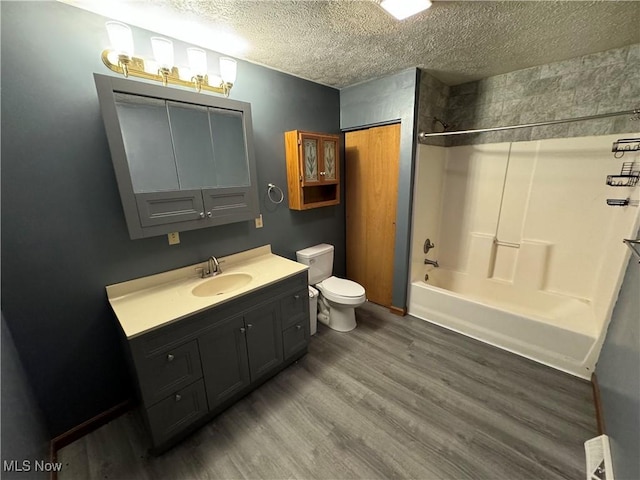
<box><xmin>206</xmin><ymin>211</ymin><xmax>212</xmax><ymax>218</ymax></box>
<box><xmin>166</xmin><ymin>353</ymin><xmax>175</xmax><ymax>362</ymax></box>
<box><xmin>175</xmin><ymin>394</ymin><xmax>182</xmax><ymax>402</ymax></box>
<box><xmin>296</xmin><ymin>324</ymin><xmax>302</xmax><ymax>330</ymax></box>
<box><xmin>240</xmin><ymin>327</ymin><xmax>246</xmax><ymax>334</ymax></box>
<box><xmin>247</xmin><ymin>324</ymin><xmax>253</xmax><ymax>329</ymax></box>
<box><xmin>294</xmin><ymin>294</ymin><xmax>300</xmax><ymax>300</ymax></box>
<box><xmin>199</xmin><ymin>212</ymin><xmax>205</xmax><ymax>218</ymax></box>
<box><xmin>320</xmin><ymin>171</ymin><xmax>325</xmax><ymax>176</ymax></box>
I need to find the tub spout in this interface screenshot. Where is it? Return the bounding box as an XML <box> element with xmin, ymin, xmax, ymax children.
<box><xmin>424</xmin><ymin>258</ymin><xmax>439</xmax><ymax>268</ymax></box>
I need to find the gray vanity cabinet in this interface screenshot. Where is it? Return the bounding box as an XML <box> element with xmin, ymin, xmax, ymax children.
<box><xmin>122</xmin><ymin>272</ymin><xmax>309</xmax><ymax>453</ymax></box>
<box><xmin>94</xmin><ymin>74</ymin><xmax>259</xmax><ymax>240</ymax></box>
<box><xmin>199</xmin><ymin>300</ymin><xmax>283</xmax><ymax>410</ymax></box>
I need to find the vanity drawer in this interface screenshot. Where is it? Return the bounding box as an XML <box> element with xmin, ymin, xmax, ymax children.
<box><xmin>280</xmin><ymin>288</ymin><xmax>309</xmax><ymax>329</ymax></box>
<box><xmin>282</xmin><ymin>321</ymin><xmax>309</xmax><ymax>360</ymax></box>
<box><xmin>146</xmin><ymin>379</ymin><xmax>208</xmax><ymax>446</ymax></box>
<box><xmin>137</xmin><ymin>340</ymin><xmax>203</xmax><ymax>407</ymax></box>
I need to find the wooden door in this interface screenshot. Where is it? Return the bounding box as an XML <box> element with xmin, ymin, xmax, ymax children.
<box><xmin>345</xmin><ymin>124</ymin><xmax>401</xmax><ymax>307</ymax></box>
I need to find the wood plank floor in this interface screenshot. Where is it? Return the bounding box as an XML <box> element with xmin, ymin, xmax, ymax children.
<box><xmin>58</xmin><ymin>302</ymin><xmax>596</xmax><ymax>479</ymax></box>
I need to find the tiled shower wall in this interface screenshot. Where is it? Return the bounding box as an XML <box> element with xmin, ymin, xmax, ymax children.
<box><xmin>417</xmin><ymin>71</ymin><xmax>449</xmax><ymax>147</ymax></box>
<box><xmin>419</xmin><ymin>43</ymin><xmax>640</xmax><ymax>146</ymax></box>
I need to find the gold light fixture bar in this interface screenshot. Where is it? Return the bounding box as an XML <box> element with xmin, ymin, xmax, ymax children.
<box><xmin>101</xmin><ymin>49</ymin><xmax>233</xmax><ymax>96</ymax></box>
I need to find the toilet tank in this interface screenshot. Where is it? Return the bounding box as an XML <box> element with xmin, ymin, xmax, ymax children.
<box><xmin>296</xmin><ymin>243</ymin><xmax>334</xmax><ymax>284</ymax></box>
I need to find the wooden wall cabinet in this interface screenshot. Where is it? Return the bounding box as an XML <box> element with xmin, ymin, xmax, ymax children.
<box><xmin>285</xmin><ymin>130</ymin><xmax>341</xmax><ymax>210</ymax></box>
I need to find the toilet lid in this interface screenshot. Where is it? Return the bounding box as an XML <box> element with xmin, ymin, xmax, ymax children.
<box><xmin>320</xmin><ymin>277</ymin><xmax>365</xmax><ymax>297</ymax></box>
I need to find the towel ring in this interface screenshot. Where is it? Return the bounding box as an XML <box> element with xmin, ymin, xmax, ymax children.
<box><xmin>267</xmin><ymin>183</ymin><xmax>284</xmax><ymax>204</ymax></box>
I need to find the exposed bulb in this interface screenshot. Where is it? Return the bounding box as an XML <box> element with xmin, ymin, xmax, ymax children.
<box><xmin>151</xmin><ymin>37</ymin><xmax>174</xmax><ymax>69</ymax></box>
<box><xmin>219</xmin><ymin>57</ymin><xmax>237</xmax><ymax>84</ymax></box>
<box><xmin>187</xmin><ymin>48</ymin><xmax>208</xmax><ymax>77</ymax></box>
<box><xmin>105</xmin><ymin>21</ymin><xmax>134</xmax><ymax>57</ymax></box>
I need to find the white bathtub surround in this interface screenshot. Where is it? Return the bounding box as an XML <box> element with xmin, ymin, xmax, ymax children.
<box><xmin>409</xmin><ymin>276</ymin><xmax>596</xmax><ymax>377</ymax></box>
<box><xmin>410</xmin><ymin>134</ymin><xmax>640</xmax><ymax>378</ymax></box>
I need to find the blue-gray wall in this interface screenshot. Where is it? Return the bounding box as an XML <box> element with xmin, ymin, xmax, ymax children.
<box><xmin>1</xmin><ymin>1</ymin><xmax>344</xmax><ymax>436</ymax></box>
<box><xmin>1</xmin><ymin>314</ymin><xmax>50</xmax><ymax>479</ymax></box>
<box><xmin>597</xmin><ymin>252</ymin><xmax>640</xmax><ymax>480</ymax></box>
<box><xmin>340</xmin><ymin>69</ymin><xmax>420</xmax><ymax>309</ymax></box>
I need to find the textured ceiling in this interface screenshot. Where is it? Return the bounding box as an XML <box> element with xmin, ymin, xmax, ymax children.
<box><xmin>65</xmin><ymin>0</ymin><xmax>640</xmax><ymax>88</ymax></box>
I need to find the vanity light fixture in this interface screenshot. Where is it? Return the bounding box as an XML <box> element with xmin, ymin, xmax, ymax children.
<box><xmin>102</xmin><ymin>21</ymin><xmax>237</xmax><ymax>96</ymax></box>
<box><xmin>379</xmin><ymin>0</ymin><xmax>432</xmax><ymax>20</ymax></box>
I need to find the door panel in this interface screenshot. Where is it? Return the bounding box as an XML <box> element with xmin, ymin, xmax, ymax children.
<box><xmin>345</xmin><ymin>124</ymin><xmax>401</xmax><ymax>307</ymax></box>
<box><xmin>245</xmin><ymin>301</ymin><xmax>283</xmax><ymax>379</ymax></box>
<box><xmin>301</xmin><ymin>134</ymin><xmax>320</xmax><ymax>185</ymax></box>
<box><xmin>201</xmin><ymin>186</ymin><xmax>256</xmax><ymax>223</ymax></box>
<box><xmin>199</xmin><ymin>315</ymin><xmax>250</xmax><ymax>410</ymax></box>
<box><xmin>135</xmin><ymin>190</ymin><xmax>204</xmax><ymax>227</ymax></box>
<box><xmin>345</xmin><ymin>129</ymin><xmax>370</xmax><ymax>291</ymax></box>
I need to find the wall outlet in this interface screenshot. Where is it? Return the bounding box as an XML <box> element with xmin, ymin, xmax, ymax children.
<box><xmin>255</xmin><ymin>214</ymin><xmax>263</xmax><ymax>229</ymax></box>
<box><xmin>167</xmin><ymin>232</ymin><xmax>180</xmax><ymax>245</ymax></box>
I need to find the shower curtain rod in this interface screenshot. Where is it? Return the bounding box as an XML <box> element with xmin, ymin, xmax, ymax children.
<box><xmin>418</xmin><ymin>108</ymin><xmax>640</xmax><ymax>138</ymax></box>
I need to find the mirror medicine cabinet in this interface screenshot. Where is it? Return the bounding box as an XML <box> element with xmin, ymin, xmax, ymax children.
<box><xmin>94</xmin><ymin>73</ymin><xmax>259</xmax><ymax>240</ymax></box>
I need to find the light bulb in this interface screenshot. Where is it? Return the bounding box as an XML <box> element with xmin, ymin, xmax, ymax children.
<box><xmin>187</xmin><ymin>48</ymin><xmax>208</xmax><ymax>77</ymax></box>
<box><xmin>105</xmin><ymin>21</ymin><xmax>134</xmax><ymax>57</ymax></box>
<box><xmin>151</xmin><ymin>37</ymin><xmax>174</xmax><ymax>69</ymax></box>
<box><xmin>219</xmin><ymin>57</ymin><xmax>237</xmax><ymax>84</ymax></box>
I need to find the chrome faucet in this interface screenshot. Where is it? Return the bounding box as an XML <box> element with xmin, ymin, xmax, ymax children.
<box><xmin>198</xmin><ymin>256</ymin><xmax>222</xmax><ymax>278</ymax></box>
<box><xmin>207</xmin><ymin>256</ymin><xmax>221</xmax><ymax>276</ymax></box>
<box><xmin>424</xmin><ymin>258</ymin><xmax>439</xmax><ymax>268</ymax></box>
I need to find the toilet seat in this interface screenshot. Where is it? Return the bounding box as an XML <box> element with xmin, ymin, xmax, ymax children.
<box><xmin>317</xmin><ymin>276</ymin><xmax>366</xmax><ymax>305</ymax></box>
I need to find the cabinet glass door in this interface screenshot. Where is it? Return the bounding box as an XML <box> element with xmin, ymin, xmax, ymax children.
<box><xmin>167</xmin><ymin>102</ymin><xmax>217</xmax><ymax>190</ymax></box>
<box><xmin>323</xmin><ymin>140</ymin><xmax>337</xmax><ymax>182</ymax></box>
<box><xmin>302</xmin><ymin>138</ymin><xmax>319</xmax><ymax>183</ymax></box>
<box><xmin>115</xmin><ymin>93</ymin><xmax>179</xmax><ymax>193</ymax></box>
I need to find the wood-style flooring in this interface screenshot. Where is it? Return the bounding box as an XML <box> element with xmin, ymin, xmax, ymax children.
<box><xmin>58</xmin><ymin>302</ymin><xmax>597</xmax><ymax>479</ymax></box>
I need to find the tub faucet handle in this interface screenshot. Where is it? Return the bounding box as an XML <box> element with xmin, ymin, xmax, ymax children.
<box><xmin>424</xmin><ymin>238</ymin><xmax>435</xmax><ymax>254</ymax></box>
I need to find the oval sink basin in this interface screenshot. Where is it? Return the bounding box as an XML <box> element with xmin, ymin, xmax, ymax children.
<box><xmin>191</xmin><ymin>273</ymin><xmax>253</xmax><ymax>297</ymax></box>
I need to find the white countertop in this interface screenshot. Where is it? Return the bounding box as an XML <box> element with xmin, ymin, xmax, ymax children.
<box><xmin>106</xmin><ymin>245</ymin><xmax>309</xmax><ymax>339</ymax></box>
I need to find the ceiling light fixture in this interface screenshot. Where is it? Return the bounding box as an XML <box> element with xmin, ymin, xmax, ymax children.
<box><xmin>380</xmin><ymin>0</ymin><xmax>432</xmax><ymax>20</ymax></box>
<box><xmin>102</xmin><ymin>21</ymin><xmax>237</xmax><ymax>96</ymax></box>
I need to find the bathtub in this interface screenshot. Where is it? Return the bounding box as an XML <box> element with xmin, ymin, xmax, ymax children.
<box><xmin>408</xmin><ymin>269</ymin><xmax>599</xmax><ymax>379</ymax></box>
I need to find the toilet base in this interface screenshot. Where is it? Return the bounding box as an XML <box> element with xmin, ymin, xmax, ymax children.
<box><xmin>318</xmin><ymin>296</ymin><xmax>358</xmax><ymax>332</ymax></box>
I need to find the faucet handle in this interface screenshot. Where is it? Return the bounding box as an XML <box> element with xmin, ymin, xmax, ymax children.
<box><xmin>195</xmin><ymin>267</ymin><xmax>208</xmax><ymax>278</ymax></box>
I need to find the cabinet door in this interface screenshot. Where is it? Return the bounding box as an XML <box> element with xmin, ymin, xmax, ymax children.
<box><xmin>281</xmin><ymin>288</ymin><xmax>309</xmax><ymax>329</ymax></box>
<box><xmin>114</xmin><ymin>93</ymin><xmax>179</xmax><ymax>193</ymax></box>
<box><xmin>300</xmin><ymin>134</ymin><xmax>320</xmax><ymax>185</ymax></box>
<box><xmin>199</xmin><ymin>315</ymin><xmax>250</xmax><ymax>410</ymax></box>
<box><xmin>322</xmin><ymin>138</ymin><xmax>339</xmax><ymax>183</ymax></box>
<box><xmin>201</xmin><ymin>186</ymin><xmax>258</xmax><ymax>225</ymax></box>
<box><xmin>136</xmin><ymin>340</ymin><xmax>203</xmax><ymax>407</ymax></box>
<box><xmin>146</xmin><ymin>379</ymin><xmax>208</xmax><ymax>447</ymax></box>
<box><xmin>167</xmin><ymin>102</ymin><xmax>217</xmax><ymax>189</ymax></box>
<box><xmin>245</xmin><ymin>301</ymin><xmax>283</xmax><ymax>380</ymax></box>
<box><xmin>135</xmin><ymin>190</ymin><xmax>204</xmax><ymax>227</ymax></box>
<box><xmin>282</xmin><ymin>321</ymin><xmax>309</xmax><ymax>360</ymax></box>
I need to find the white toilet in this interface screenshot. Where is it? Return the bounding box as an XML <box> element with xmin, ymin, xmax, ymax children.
<box><xmin>296</xmin><ymin>244</ymin><xmax>366</xmax><ymax>332</ymax></box>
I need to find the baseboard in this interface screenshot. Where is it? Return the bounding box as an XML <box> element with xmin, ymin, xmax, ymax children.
<box><xmin>591</xmin><ymin>373</ymin><xmax>606</xmax><ymax>435</ymax></box>
<box><xmin>389</xmin><ymin>305</ymin><xmax>407</xmax><ymax>316</ymax></box>
<box><xmin>49</xmin><ymin>398</ymin><xmax>134</xmax><ymax>480</ymax></box>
